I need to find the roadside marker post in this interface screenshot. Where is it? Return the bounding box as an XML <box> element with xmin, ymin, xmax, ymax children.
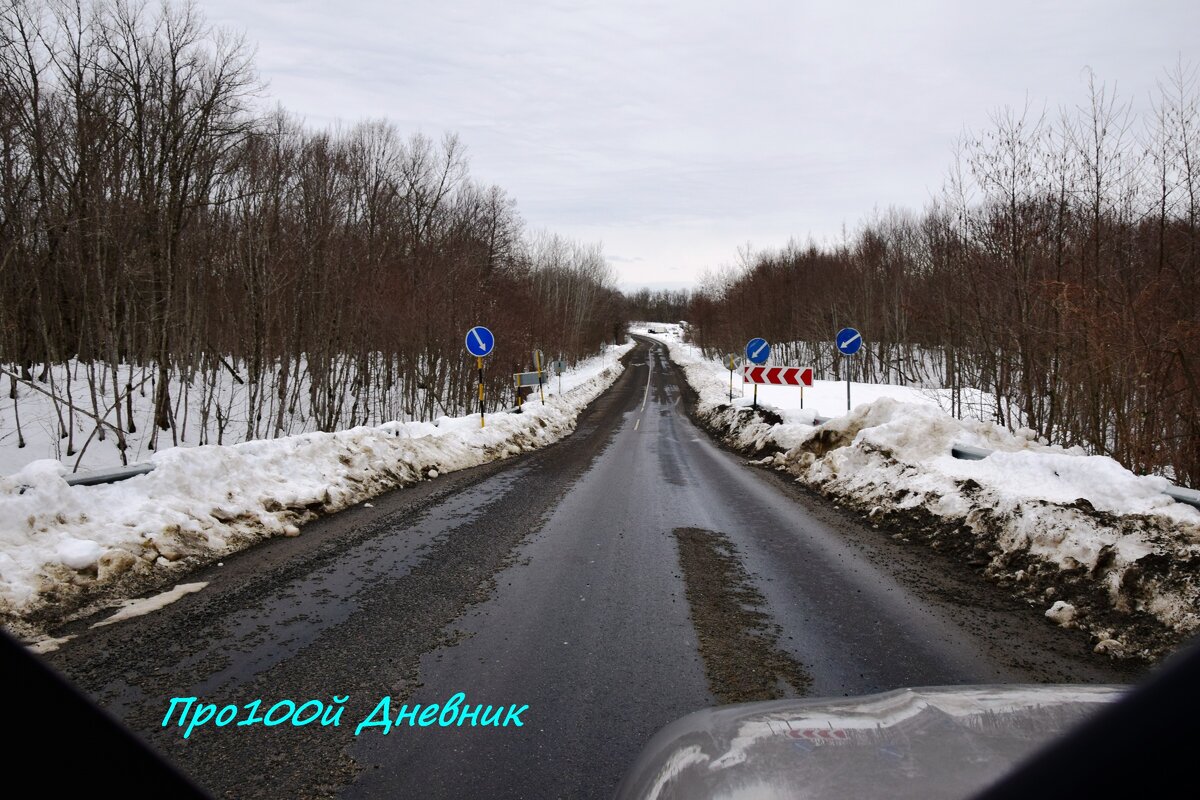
<box><xmin>835</xmin><ymin>327</ymin><xmax>862</xmax><ymax>412</ymax></box>
<box><xmin>477</xmin><ymin>357</ymin><xmax>484</xmax><ymax>423</ymax></box>
<box><xmin>465</xmin><ymin>326</ymin><xmax>495</xmax><ymax>427</ymax></box>
<box><xmin>533</xmin><ymin>350</ymin><xmax>545</xmax><ymax>404</ymax></box>
<box><xmin>745</xmin><ymin>338</ymin><xmax>770</xmax><ymax>409</ymax></box>
<box><xmin>727</xmin><ymin>354</ymin><xmax>737</xmax><ymax>402</ymax></box>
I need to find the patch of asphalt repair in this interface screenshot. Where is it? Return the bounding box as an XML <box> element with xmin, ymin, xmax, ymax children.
<box><xmin>673</xmin><ymin>526</ymin><xmax>812</xmax><ymax>702</ymax></box>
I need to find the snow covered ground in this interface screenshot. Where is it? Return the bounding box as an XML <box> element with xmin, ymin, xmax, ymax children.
<box><xmin>0</xmin><ymin>357</ymin><xmax>356</xmax><ymax>477</ymax></box>
<box><xmin>633</xmin><ymin>323</ymin><xmax>1200</xmax><ymax>661</ymax></box>
<box><xmin>0</xmin><ymin>343</ymin><xmax>632</xmax><ymax>638</ymax></box>
<box><xmin>0</xmin><ymin>351</ymin><xmax>599</xmax><ymax>477</ymax></box>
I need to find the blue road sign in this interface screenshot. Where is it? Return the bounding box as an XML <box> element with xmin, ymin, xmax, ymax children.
<box><xmin>836</xmin><ymin>327</ymin><xmax>863</xmax><ymax>355</ymax></box>
<box><xmin>746</xmin><ymin>337</ymin><xmax>770</xmax><ymax>364</ymax></box>
<box><xmin>465</xmin><ymin>326</ymin><xmax>495</xmax><ymax>357</ymax></box>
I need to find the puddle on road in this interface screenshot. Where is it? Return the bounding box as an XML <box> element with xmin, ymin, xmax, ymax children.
<box><xmin>673</xmin><ymin>526</ymin><xmax>812</xmax><ymax>703</ymax></box>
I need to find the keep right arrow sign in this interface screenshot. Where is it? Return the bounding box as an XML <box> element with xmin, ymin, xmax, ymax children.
<box><xmin>836</xmin><ymin>327</ymin><xmax>862</xmax><ymax>355</ymax></box>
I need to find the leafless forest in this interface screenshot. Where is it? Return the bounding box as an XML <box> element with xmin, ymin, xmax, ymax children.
<box><xmin>3</xmin><ymin>0</ymin><xmax>1196</xmax><ymax>488</ymax></box>
<box><xmin>689</xmin><ymin>69</ymin><xmax>1200</xmax><ymax>485</ymax></box>
<box><xmin>0</xmin><ymin>0</ymin><xmax>623</xmax><ymax>464</ymax></box>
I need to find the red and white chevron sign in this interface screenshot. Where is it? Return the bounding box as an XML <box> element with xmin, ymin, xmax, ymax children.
<box><xmin>741</xmin><ymin>365</ymin><xmax>813</xmax><ymax>386</ymax></box>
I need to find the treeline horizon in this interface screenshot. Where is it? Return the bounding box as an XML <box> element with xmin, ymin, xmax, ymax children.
<box><xmin>623</xmin><ymin>288</ymin><xmax>690</xmax><ymax>322</ymax></box>
<box><xmin>689</xmin><ymin>67</ymin><xmax>1199</xmax><ymax>485</ymax></box>
<box><xmin>0</xmin><ymin>0</ymin><xmax>623</xmax><ymax>459</ymax></box>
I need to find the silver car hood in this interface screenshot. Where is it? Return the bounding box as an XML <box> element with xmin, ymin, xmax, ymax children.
<box><xmin>615</xmin><ymin>685</ymin><xmax>1126</xmax><ymax>800</ymax></box>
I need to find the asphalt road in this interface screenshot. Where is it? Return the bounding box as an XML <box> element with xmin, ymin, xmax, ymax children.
<box><xmin>44</xmin><ymin>338</ymin><xmax>1135</xmax><ymax>799</ymax></box>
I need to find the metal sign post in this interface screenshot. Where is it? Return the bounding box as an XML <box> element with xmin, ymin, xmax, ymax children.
<box><xmin>835</xmin><ymin>327</ymin><xmax>862</xmax><ymax>412</ymax></box>
<box><xmin>745</xmin><ymin>338</ymin><xmax>770</xmax><ymax>410</ymax></box>
<box><xmin>476</xmin><ymin>357</ymin><xmax>484</xmax><ymax>422</ymax></box>
<box><xmin>465</xmin><ymin>326</ymin><xmax>495</xmax><ymax>427</ymax></box>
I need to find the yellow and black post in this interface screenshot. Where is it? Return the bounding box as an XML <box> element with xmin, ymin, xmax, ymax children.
<box><xmin>477</xmin><ymin>356</ymin><xmax>485</xmax><ymax>428</ymax></box>
<box><xmin>535</xmin><ymin>350</ymin><xmax>545</xmax><ymax>405</ymax></box>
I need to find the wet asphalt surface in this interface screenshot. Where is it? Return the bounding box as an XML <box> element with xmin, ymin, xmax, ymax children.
<box><xmin>41</xmin><ymin>339</ymin><xmax>1137</xmax><ymax>799</ymax></box>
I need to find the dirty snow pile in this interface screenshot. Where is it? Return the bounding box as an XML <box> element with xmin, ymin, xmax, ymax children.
<box><xmin>0</xmin><ymin>344</ymin><xmax>632</xmax><ymax>633</ymax></box>
<box><xmin>634</xmin><ymin>324</ymin><xmax>1200</xmax><ymax>660</ymax></box>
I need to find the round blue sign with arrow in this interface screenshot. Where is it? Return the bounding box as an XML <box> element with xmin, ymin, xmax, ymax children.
<box><xmin>836</xmin><ymin>327</ymin><xmax>863</xmax><ymax>355</ymax></box>
<box><xmin>746</xmin><ymin>337</ymin><xmax>770</xmax><ymax>365</ymax></box>
<box><xmin>465</xmin><ymin>326</ymin><xmax>495</xmax><ymax>357</ymax></box>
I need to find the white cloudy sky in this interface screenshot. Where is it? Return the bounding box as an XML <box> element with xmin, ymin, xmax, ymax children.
<box><xmin>200</xmin><ymin>0</ymin><xmax>1197</xmax><ymax>290</ymax></box>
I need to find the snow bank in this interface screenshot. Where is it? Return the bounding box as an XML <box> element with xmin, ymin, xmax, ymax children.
<box><xmin>634</xmin><ymin>324</ymin><xmax>1200</xmax><ymax>661</ymax></box>
<box><xmin>0</xmin><ymin>344</ymin><xmax>632</xmax><ymax>632</ymax></box>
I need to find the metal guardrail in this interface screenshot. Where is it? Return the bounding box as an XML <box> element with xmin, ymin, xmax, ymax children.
<box><xmin>947</xmin><ymin>441</ymin><xmax>1200</xmax><ymax>510</ymax></box>
<box><xmin>807</xmin><ymin>415</ymin><xmax>1200</xmax><ymax>510</ymax></box>
<box><xmin>64</xmin><ymin>463</ymin><xmax>155</xmax><ymax>487</ymax></box>
<box><xmin>1163</xmin><ymin>485</ymin><xmax>1200</xmax><ymax>509</ymax></box>
<box><xmin>950</xmin><ymin>443</ymin><xmax>992</xmax><ymax>461</ymax></box>
<box><xmin>15</xmin><ymin>461</ymin><xmax>155</xmax><ymax>494</ymax></box>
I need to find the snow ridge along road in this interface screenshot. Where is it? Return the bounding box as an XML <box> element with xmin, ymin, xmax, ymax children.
<box><xmin>44</xmin><ymin>338</ymin><xmax>1134</xmax><ymax>799</ymax></box>
<box><xmin>0</xmin><ymin>344</ymin><xmax>632</xmax><ymax>640</ymax></box>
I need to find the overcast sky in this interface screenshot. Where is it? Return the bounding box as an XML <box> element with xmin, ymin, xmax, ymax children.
<box><xmin>200</xmin><ymin>0</ymin><xmax>1198</xmax><ymax>291</ymax></box>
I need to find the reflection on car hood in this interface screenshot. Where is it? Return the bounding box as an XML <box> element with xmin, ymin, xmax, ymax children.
<box><xmin>615</xmin><ymin>685</ymin><xmax>1126</xmax><ymax>800</ymax></box>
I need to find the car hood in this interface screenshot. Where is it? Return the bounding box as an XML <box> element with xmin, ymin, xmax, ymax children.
<box><xmin>614</xmin><ymin>685</ymin><xmax>1126</xmax><ymax>800</ymax></box>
